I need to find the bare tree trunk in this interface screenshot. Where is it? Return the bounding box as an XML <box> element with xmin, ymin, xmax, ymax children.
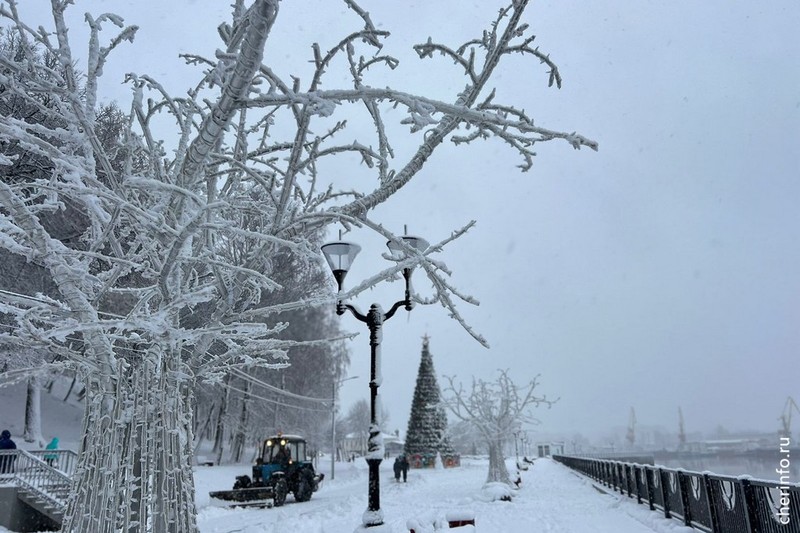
<box><xmin>250</xmin><ymin>441</ymin><xmax>260</xmax><ymax>463</ymax></box>
<box><xmin>61</xmin><ymin>352</ymin><xmax>197</xmax><ymax>533</ymax></box>
<box><xmin>485</xmin><ymin>439</ymin><xmax>511</xmax><ymax>486</ymax></box>
<box><xmin>230</xmin><ymin>379</ymin><xmax>251</xmax><ymax>463</ymax></box>
<box><xmin>63</xmin><ymin>375</ymin><xmax>78</xmax><ymax>401</ymax></box>
<box><xmin>272</xmin><ymin>373</ymin><xmax>285</xmax><ymax>434</ymax></box>
<box><xmin>213</xmin><ymin>377</ymin><xmax>230</xmax><ymax>465</ymax></box>
<box><xmin>192</xmin><ymin>400</ymin><xmax>216</xmax><ymax>457</ymax></box>
<box><xmin>23</xmin><ymin>375</ymin><xmax>45</xmax><ymax>446</ymax></box>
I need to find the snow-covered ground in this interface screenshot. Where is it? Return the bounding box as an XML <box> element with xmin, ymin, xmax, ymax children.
<box><xmin>0</xmin><ymin>382</ymin><xmax>695</xmax><ymax>532</ymax></box>
<box><xmin>193</xmin><ymin>457</ymin><xmax>696</xmax><ymax>533</ymax></box>
<box><xmin>0</xmin><ymin>456</ymin><xmax>696</xmax><ymax>533</ymax></box>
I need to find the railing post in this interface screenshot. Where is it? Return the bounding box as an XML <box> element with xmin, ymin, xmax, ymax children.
<box><xmin>622</xmin><ymin>464</ymin><xmax>628</xmax><ymax>496</ymax></box>
<box><xmin>677</xmin><ymin>471</ymin><xmax>692</xmax><ymax>527</ymax></box>
<box><xmin>740</xmin><ymin>478</ymin><xmax>761</xmax><ymax>533</ymax></box>
<box><xmin>622</xmin><ymin>464</ymin><xmax>628</xmax><ymax>497</ymax></box>
<box><xmin>633</xmin><ymin>465</ymin><xmax>642</xmax><ymax>504</ymax></box>
<box><xmin>702</xmin><ymin>474</ymin><xmax>720</xmax><ymax>533</ymax></box>
<box><xmin>659</xmin><ymin>469</ymin><xmax>671</xmax><ymax>519</ymax></box>
<box><xmin>625</xmin><ymin>464</ymin><xmax>632</xmax><ymax>498</ymax></box>
<box><xmin>645</xmin><ymin>467</ymin><xmax>656</xmax><ymax>511</ymax></box>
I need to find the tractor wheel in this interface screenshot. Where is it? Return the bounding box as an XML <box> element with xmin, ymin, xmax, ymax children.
<box><xmin>294</xmin><ymin>475</ymin><xmax>313</xmax><ymax>502</ymax></box>
<box><xmin>273</xmin><ymin>478</ymin><xmax>288</xmax><ymax>507</ymax></box>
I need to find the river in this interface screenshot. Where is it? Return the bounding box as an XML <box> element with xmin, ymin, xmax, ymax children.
<box><xmin>654</xmin><ymin>452</ymin><xmax>799</xmax><ymax>483</ymax></box>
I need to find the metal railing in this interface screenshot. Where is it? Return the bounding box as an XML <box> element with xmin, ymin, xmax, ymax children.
<box><xmin>554</xmin><ymin>455</ymin><xmax>800</xmax><ymax>533</ymax></box>
<box><xmin>27</xmin><ymin>449</ymin><xmax>79</xmax><ymax>477</ymax></box>
<box><xmin>566</xmin><ymin>451</ymin><xmax>655</xmax><ymax>464</ymax></box>
<box><xmin>0</xmin><ymin>449</ymin><xmax>72</xmax><ymax>514</ymax></box>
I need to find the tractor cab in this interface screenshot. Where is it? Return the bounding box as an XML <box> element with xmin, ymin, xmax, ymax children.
<box><xmin>253</xmin><ymin>434</ymin><xmax>311</xmax><ymax>483</ymax></box>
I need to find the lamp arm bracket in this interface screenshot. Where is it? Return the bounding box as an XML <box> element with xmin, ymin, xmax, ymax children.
<box><xmin>383</xmin><ymin>299</ymin><xmax>409</xmax><ymax>322</ymax></box>
<box><xmin>338</xmin><ymin>301</ymin><xmax>368</xmax><ymax>323</ymax></box>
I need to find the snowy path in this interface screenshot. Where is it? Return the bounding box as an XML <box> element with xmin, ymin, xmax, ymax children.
<box><xmin>0</xmin><ymin>383</ymin><xmax>694</xmax><ymax>532</ymax></box>
<box><xmin>196</xmin><ymin>458</ymin><xmax>695</xmax><ymax>532</ymax></box>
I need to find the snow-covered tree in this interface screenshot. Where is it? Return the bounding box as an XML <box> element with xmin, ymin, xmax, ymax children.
<box><xmin>404</xmin><ymin>336</ymin><xmax>454</xmax><ymax>461</ymax></box>
<box><xmin>340</xmin><ymin>397</ymin><xmax>390</xmax><ymax>445</ymax></box>
<box><xmin>192</xmin><ymin>240</ymin><xmax>350</xmax><ymax>463</ymax></box>
<box><xmin>0</xmin><ymin>26</ymin><xmax>88</xmax><ymax>448</ymax></box>
<box><xmin>442</xmin><ymin>370</ymin><xmax>553</xmax><ymax>489</ymax></box>
<box><xmin>0</xmin><ymin>344</ymin><xmax>50</xmax><ymax>446</ymax></box>
<box><xmin>447</xmin><ymin>419</ymin><xmax>483</xmax><ymax>456</ymax></box>
<box><xmin>0</xmin><ymin>0</ymin><xmax>592</xmax><ymax>530</ymax></box>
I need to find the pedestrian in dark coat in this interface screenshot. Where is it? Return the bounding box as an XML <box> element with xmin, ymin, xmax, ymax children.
<box><xmin>393</xmin><ymin>456</ymin><xmax>402</xmax><ymax>481</ymax></box>
<box><xmin>398</xmin><ymin>454</ymin><xmax>409</xmax><ymax>482</ymax></box>
<box><xmin>0</xmin><ymin>429</ymin><xmax>17</xmax><ymax>474</ymax></box>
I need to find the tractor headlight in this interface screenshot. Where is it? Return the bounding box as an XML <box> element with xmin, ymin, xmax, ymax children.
<box><xmin>267</xmin><ymin>440</ymin><xmax>273</xmax><ymax>447</ymax></box>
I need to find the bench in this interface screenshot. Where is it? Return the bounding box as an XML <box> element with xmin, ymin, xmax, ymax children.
<box><xmin>407</xmin><ymin>510</ymin><xmax>475</xmax><ymax>532</ymax></box>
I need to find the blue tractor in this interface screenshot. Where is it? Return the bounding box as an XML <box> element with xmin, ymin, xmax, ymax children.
<box><xmin>209</xmin><ymin>434</ymin><xmax>324</xmax><ymax>507</ymax></box>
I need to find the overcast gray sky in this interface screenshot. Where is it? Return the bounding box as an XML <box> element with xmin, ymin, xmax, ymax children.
<box><xmin>18</xmin><ymin>0</ymin><xmax>800</xmax><ymax>444</ymax></box>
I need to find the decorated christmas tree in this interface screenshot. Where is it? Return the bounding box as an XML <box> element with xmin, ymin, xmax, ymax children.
<box><xmin>404</xmin><ymin>336</ymin><xmax>457</xmax><ymax>466</ymax></box>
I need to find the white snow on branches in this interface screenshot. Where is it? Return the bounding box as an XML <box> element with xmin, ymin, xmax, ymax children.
<box><xmin>0</xmin><ymin>0</ymin><xmax>592</xmax><ymax>531</ymax></box>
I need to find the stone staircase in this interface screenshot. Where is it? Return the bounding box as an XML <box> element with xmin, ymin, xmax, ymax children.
<box><xmin>16</xmin><ymin>483</ymin><xmax>68</xmax><ymax>524</ymax></box>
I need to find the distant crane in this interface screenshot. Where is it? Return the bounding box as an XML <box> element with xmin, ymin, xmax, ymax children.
<box><xmin>626</xmin><ymin>407</ymin><xmax>636</xmax><ymax>448</ymax></box>
<box><xmin>678</xmin><ymin>407</ymin><xmax>686</xmax><ymax>450</ymax></box>
<box><xmin>779</xmin><ymin>396</ymin><xmax>800</xmax><ymax>439</ymax></box>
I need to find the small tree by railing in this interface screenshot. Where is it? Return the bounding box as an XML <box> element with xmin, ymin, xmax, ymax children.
<box><xmin>555</xmin><ymin>455</ymin><xmax>800</xmax><ymax>533</ymax></box>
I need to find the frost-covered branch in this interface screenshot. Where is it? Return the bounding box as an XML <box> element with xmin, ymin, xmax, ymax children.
<box><xmin>179</xmin><ymin>0</ymin><xmax>278</xmax><ymax>189</ymax></box>
<box><xmin>243</xmin><ymin>88</ymin><xmax>596</xmax><ymax>151</ymax></box>
<box><xmin>0</xmin><ymin>0</ymin><xmax>590</xmax><ymax>529</ymax></box>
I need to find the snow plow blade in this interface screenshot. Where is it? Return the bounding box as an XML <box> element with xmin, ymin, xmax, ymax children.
<box><xmin>209</xmin><ymin>487</ymin><xmax>275</xmax><ymax>507</ymax></box>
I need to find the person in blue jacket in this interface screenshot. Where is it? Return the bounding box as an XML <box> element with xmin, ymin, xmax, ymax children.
<box><xmin>44</xmin><ymin>437</ymin><xmax>60</xmax><ymax>466</ymax></box>
<box><xmin>0</xmin><ymin>429</ymin><xmax>17</xmax><ymax>474</ymax></box>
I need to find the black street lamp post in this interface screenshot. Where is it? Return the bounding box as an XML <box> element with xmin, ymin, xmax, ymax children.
<box><xmin>321</xmin><ymin>231</ymin><xmax>428</xmax><ymax>529</ymax></box>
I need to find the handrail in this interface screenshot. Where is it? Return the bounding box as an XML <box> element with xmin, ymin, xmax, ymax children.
<box><xmin>27</xmin><ymin>449</ymin><xmax>79</xmax><ymax>477</ymax></box>
<box><xmin>568</xmin><ymin>451</ymin><xmax>655</xmax><ymax>464</ymax></box>
<box><xmin>554</xmin><ymin>454</ymin><xmax>800</xmax><ymax>533</ymax></box>
<box><xmin>0</xmin><ymin>449</ymin><xmax>72</xmax><ymax>511</ymax></box>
